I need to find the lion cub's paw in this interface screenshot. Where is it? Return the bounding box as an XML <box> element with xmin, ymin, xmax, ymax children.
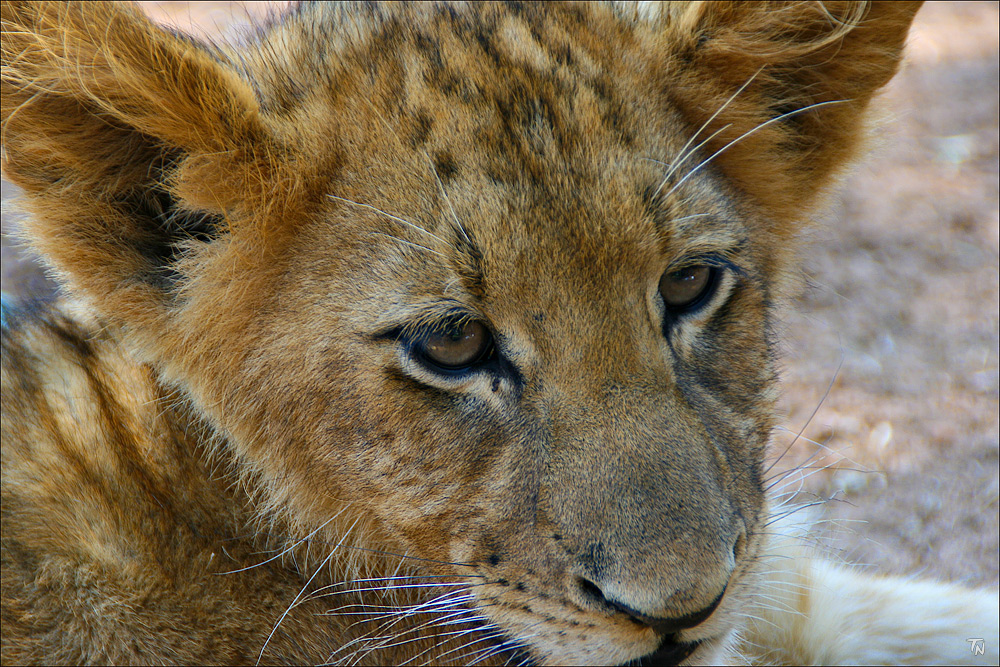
<box><xmin>742</xmin><ymin>529</ymin><xmax>999</xmax><ymax>666</ymax></box>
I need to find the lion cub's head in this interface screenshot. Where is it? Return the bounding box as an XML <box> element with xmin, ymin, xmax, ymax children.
<box><xmin>1</xmin><ymin>1</ymin><xmax>919</xmax><ymax>664</ymax></box>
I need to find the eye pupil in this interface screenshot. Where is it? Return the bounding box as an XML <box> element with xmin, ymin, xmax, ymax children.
<box><xmin>421</xmin><ymin>320</ymin><xmax>492</xmax><ymax>370</ymax></box>
<box><xmin>659</xmin><ymin>265</ymin><xmax>714</xmax><ymax>310</ymax></box>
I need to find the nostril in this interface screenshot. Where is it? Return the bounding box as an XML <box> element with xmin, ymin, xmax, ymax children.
<box><xmin>576</xmin><ymin>576</ymin><xmax>649</xmax><ymax>625</ymax></box>
<box><xmin>576</xmin><ymin>576</ymin><xmax>608</xmax><ymax>606</ymax></box>
<box><xmin>732</xmin><ymin>530</ymin><xmax>747</xmax><ymax>562</ymax></box>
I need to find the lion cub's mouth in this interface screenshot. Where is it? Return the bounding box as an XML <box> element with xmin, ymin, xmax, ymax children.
<box><xmin>482</xmin><ymin>628</ymin><xmax>701</xmax><ymax>667</ymax></box>
<box><xmin>631</xmin><ymin>637</ymin><xmax>702</xmax><ymax>666</ymax></box>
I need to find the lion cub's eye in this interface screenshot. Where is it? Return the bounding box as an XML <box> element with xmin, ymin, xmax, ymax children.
<box><xmin>659</xmin><ymin>265</ymin><xmax>718</xmax><ymax>313</ymax></box>
<box><xmin>418</xmin><ymin>321</ymin><xmax>494</xmax><ymax>371</ymax></box>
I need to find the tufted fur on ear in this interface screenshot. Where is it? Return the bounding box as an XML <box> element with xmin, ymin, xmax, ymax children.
<box><xmin>0</xmin><ymin>0</ymin><xmax>292</xmax><ymax>326</ymax></box>
<box><xmin>648</xmin><ymin>1</ymin><xmax>922</xmax><ymax>231</ymax></box>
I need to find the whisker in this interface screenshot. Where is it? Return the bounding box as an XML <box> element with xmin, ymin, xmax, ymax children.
<box><xmin>424</xmin><ymin>149</ymin><xmax>473</xmax><ymax>245</ymax></box>
<box><xmin>369</xmin><ymin>232</ymin><xmax>443</xmax><ymax>257</ymax></box>
<box><xmin>344</xmin><ymin>607</ymin><xmax>481</xmax><ymax>665</ymax></box>
<box><xmin>765</xmin><ymin>353</ymin><xmax>845</xmax><ymax>476</ymax></box>
<box><xmin>329</xmin><ymin>194</ymin><xmax>447</xmax><ymax>245</ymax></box>
<box><xmin>665</xmin><ymin>99</ymin><xmax>848</xmax><ymax>199</ymax></box>
<box><xmin>257</xmin><ymin>516</ymin><xmax>361</xmax><ymax>665</ymax></box>
<box><xmin>321</xmin><ymin>605</ymin><xmax>478</xmax><ymax>619</ymax></box>
<box><xmin>419</xmin><ymin>628</ymin><xmax>508</xmax><ymax>666</ymax></box>
<box><xmin>216</xmin><ymin>511</ymin><xmax>343</xmax><ymax>576</ymax></box>
<box><xmin>389</xmin><ymin>552</ymin><xmax>409</xmax><ymax>583</ymax></box>
<box><xmin>655</xmin><ymin>65</ymin><xmax>764</xmax><ymax>195</ymax></box>
<box><xmin>653</xmin><ymin>123</ymin><xmax>732</xmax><ymax>198</ymax></box>
<box><xmin>469</xmin><ymin>631</ymin><xmax>539</xmax><ymax>667</ymax></box>
<box><xmin>402</xmin><ymin>624</ymin><xmax>502</xmax><ymax>666</ymax></box>
<box><xmin>311</xmin><ymin>579</ymin><xmax>482</xmax><ymax>600</ymax></box>
<box><xmin>336</xmin><ymin>596</ymin><xmax>478</xmax><ymax>623</ymax></box>
<box><xmin>328</xmin><ymin>543</ymin><xmax>479</xmax><ymax>569</ymax></box>
<box><xmin>766</xmin><ymin>456</ymin><xmax>845</xmax><ymax>492</ymax></box>
<box><xmin>308</xmin><ymin>573</ymin><xmax>483</xmax><ymax>600</ymax></box>
<box><xmin>334</xmin><ymin>590</ymin><xmax>477</xmax><ymax>637</ymax></box>
<box><xmin>763</xmin><ymin>500</ymin><xmax>828</xmax><ymax>528</ymax></box>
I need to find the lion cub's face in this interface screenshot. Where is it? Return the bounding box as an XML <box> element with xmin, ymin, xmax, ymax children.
<box><xmin>1</xmin><ymin>1</ymin><xmax>919</xmax><ymax>663</ymax></box>
<box><xmin>262</xmin><ymin>45</ymin><xmax>774</xmax><ymax>660</ymax></box>
<box><xmin>231</xmin><ymin>9</ymin><xmax>784</xmax><ymax>662</ymax></box>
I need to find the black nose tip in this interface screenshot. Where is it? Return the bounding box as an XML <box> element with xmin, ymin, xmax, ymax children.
<box><xmin>576</xmin><ymin>577</ymin><xmax>726</xmax><ymax>635</ymax></box>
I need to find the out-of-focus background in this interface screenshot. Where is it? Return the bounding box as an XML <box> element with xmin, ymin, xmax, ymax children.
<box><xmin>2</xmin><ymin>2</ymin><xmax>997</xmax><ymax>586</ymax></box>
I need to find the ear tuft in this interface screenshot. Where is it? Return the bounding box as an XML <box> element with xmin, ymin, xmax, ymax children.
<box><xmin>2</xmin><ymin>1</ymin><xmax>267</xmax><ymax>158</ymax></box>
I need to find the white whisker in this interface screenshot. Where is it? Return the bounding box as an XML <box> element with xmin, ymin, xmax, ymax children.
<box><xmin>665</xmin><ymin>100</ymin><xmax>848</xmax><ymax>199</ymax></box>
<box><xmin>257</xmin><ymin>516</ymin><xmax>361</xmax><ymax>665</ymax></box>
<box><xmin>369</xmin><ymin>232</ymin><xmax>444</xmax><ymax>257</ymax></box>
<box><xmin>328</xmin><ymin>194</ymin><xmax>447</xmax><ymax>245</ymax></box>
<box><xmin>217</xmin><ymin>511</ymin><xmax>343</xmax><ymax>576</ymax></box>
<box><xmin>649</xmin><ymin>63</ymin><xmax>766</xmax><ymax>200</ymax></box>
<box><xmin>653</xmin><ymin>123</ymin><xmax>732</xmax><ymax>198</ymax></box>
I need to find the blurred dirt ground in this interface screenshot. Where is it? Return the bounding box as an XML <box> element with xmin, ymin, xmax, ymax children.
<box><xmin>2</xmin><ymin>2</ymin><xmax>997</xmax><ymax>587</ymax></box>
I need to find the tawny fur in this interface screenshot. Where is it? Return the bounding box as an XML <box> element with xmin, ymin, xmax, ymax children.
<box><xmin>1</xmin><ymin>1</ymin><xmax>995</xmax><ymax>665</ymax></box>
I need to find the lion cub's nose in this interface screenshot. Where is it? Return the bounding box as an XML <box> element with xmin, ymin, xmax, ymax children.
<box><xmin>576</xmin><ymin>577</ymin><xmax>725</xmax><ymax>635</ymax></box>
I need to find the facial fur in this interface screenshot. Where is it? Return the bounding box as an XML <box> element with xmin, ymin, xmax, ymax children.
<box><xmin>1</xmin><ymin>2</ymin><xmax>922</xmax><ymax>665</ymax></box>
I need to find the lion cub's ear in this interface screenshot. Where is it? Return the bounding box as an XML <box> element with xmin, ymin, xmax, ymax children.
<box><xmin>1</xmin><ymin>1</ymin><xmax>280</xmax><ymax>321</ymax></box>
<box><xmin>650</xmin><ymin>0</ymin><xmax>922</xmax><ymax>229</ymax></box>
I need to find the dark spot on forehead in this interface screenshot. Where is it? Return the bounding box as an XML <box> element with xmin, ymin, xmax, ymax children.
<box><xmin>553</xmin><ymin>42</ymin><xmax>573</xmax><ymax>66</ymax></box>
<box><xmin>409</xmin><ymin>111</ymin><xmax>434</xmax><ymax>148</ymax></box>
<box><xmin>587</xmin><ymin>75</ymin><xmax>636</xmax><ymax>147</ymax></box>
<box><xmin>474</xmin><ymin>27</ymin><xmax>505</xmax><ymax>67</ymax></box>
<box><xmin>434</xmin><ymin>151</ymin><xmax>458</xmax><ymax>182</ymax></box>
<box><xmin>413</xmin><ymin>31</ymin><xmax>444</xmax><ymax>72</ymax></box>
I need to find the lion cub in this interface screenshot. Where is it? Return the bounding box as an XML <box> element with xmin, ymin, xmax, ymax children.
<box><xmin>1</xmin><ymin>1</ymin><xmax>996</xmax><ymax>665</ymax></box>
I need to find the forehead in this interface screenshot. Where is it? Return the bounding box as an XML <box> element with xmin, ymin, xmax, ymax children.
<box><xmin>272</xmin><ymin>3</ymin><xmax>746</xmax><ymax>293</ymax></box>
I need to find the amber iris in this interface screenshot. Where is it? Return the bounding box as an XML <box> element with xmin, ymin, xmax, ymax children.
<box><xmin>659</xmin><ymin>265</ymin><xmax>713</xmax><ymax>309</ymax></box>
<box><xmin>420</xmin><ymin>321</ymin><xmax>492</xmax><ymax>369</ymax></box>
